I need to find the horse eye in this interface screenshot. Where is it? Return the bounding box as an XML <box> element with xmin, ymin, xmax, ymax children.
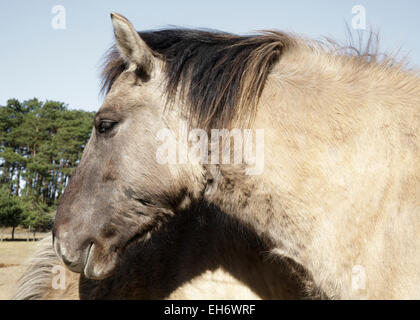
<box><xmin>98</xmin><ymin>120</ymin><xmax>117</xmax><ymax>134</ymax></box>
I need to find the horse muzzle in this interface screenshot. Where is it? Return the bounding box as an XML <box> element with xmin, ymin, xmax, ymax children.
<box><xmin>53</xmin><ymin>234</ymin><xmax>93</xmax><ymax>274</ymax></box>
<box><xmin>53</xmin><ymin>233</ymin><xmax>118</xmax><ymax>280</ymax></box>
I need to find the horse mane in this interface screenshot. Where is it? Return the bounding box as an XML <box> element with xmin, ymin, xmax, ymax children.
<box><xmin>317</xmin><ymin>29</ymin><xmax>409</xmax><ymax>69</ymax></box>
<box><xmin>12</xmin><ymin>236</ymin><xmax>59</xmax><ymax>300</ymax></box>
<box><xmin>101</xmin><ymin>28</ymin><xmax>293</xmax><ymax>129</ymax></box>
<box><xmin>13</xmin><ymin>236</ymin><xmax>80</xmax><ymax>300</ymax></box>
<box><xmin>101</xmin><ymin>27</ymin><xmax>410</xmax><ymax>129</ymax></box>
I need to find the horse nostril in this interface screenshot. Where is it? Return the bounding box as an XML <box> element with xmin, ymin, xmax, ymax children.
<box><xmin>60</xmin><ymin>251</ymin><xmax>88</xmax><ymax>273</ymax></box>
<box><xmin>61</xmin><ymin>254</ymin><xmax>74</xmax><ymax>267</ymax></box>
<box><xmin>53</xmin><ymin>238</ymin><xmax>92</xmax><ymax>274</ymax></box>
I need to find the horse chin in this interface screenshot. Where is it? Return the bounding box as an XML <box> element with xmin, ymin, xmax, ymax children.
<box><xmin>82</xmin><ymin>243</ymin><xmax>119</xmax><ymax>280</ymax></box>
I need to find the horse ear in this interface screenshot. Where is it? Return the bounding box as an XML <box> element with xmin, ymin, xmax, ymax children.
<box><xmin>110</xmin><ymin>12</ymin><xmax>154</xmax><ymax>75</ymax></box>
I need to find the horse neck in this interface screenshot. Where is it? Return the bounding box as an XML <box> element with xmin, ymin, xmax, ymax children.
<box><xmin>204</xmin><ymin>48</ymin><xmax>420</xmax><ymax>299</ymax></box>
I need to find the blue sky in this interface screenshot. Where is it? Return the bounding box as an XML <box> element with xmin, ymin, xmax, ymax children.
<box><xmin>1</xmin><ymin>0</ymin><xmax>419</xmax><ymax>112</ymax></box>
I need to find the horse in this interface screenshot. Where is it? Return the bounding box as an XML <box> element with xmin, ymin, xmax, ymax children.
<box><xmin>14</xmin><ymin>203</ymin><xmax>320</xmax><ymax>299</ymax></box>
<box><xmin>53</xmin><ymin>13</ymin><xmax>420</xmax><ymax>299</ymax></box>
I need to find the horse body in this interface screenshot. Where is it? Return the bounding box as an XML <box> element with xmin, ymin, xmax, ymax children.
<box><xmin>53</xmin><ymin>13</ymin><xmax>419</xmax><ymax>299</ymax></box>
<box><xmin>209</xmin><ymin>45</ymin><xmax>420</xmax><ymax>298</ymax></box>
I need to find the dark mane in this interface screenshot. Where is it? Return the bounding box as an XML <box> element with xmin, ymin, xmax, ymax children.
<box><xmin>101</xmin><ymin>28</ymin><xmax>292</xmax><ymax>129</ymax></box>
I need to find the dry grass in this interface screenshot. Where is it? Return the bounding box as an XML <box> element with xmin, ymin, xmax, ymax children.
<box><xmin>0</xmin><ymin>227</ymin><xmax>47</xmax><ymax>242</ymax></box>
<box><xmin>0</xmin><ymin>239</ymin><xmax>48</xmax><ymax>300</ymax></box>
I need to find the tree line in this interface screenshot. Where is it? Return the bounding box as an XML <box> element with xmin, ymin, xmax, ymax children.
<box><xmin>0</xmin><ymin>98</ymin><xmax>94</xmax><ymax>239</ymax></box>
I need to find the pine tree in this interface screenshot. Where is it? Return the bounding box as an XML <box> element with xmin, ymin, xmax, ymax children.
<box><xmin>0</xmin><ymin>98</ymin><xmax>94</xmax><ymax>237</ymax></box>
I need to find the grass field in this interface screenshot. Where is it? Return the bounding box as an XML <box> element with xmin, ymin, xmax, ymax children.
<box><xmin>0</xmin><ymin>229</ymin><xmax>49</xmax><ymax>300</ymax></box>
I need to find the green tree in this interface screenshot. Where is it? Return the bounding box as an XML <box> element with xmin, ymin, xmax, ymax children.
<box><xmin>0</xmin><ymin>98</ymin><xmax>94</xmax><ymax>238</ymax></box>
<box><xmin>21</xmin><ymin>198</ymin><xmax>54</xmax><ymax>240</ymax></box>
<box><xmin>0</xmin><ymin>187</ymin><xmax>24</xmax><ymax>239</ymax></box>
